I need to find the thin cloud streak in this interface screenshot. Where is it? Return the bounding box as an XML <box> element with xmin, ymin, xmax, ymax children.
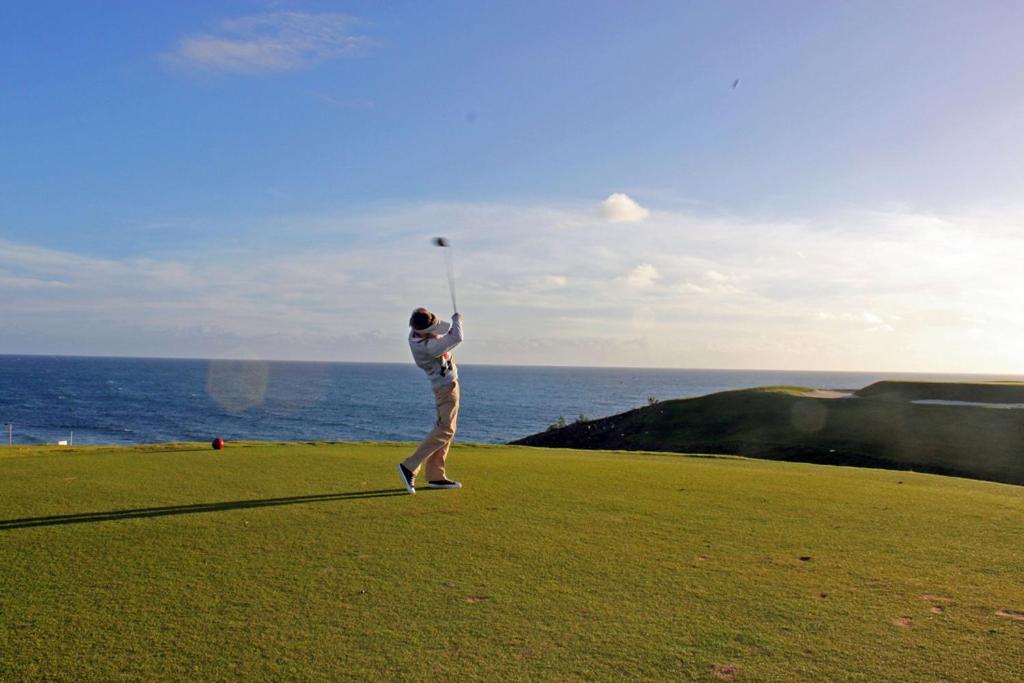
<box><xmin>162</xmin><ymin>12</ymin><xmax>370</xmax><ymax>73</ymax></box>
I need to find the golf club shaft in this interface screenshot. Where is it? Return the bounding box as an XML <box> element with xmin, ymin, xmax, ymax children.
<box><xmin>444</xmin><ymin>248</ymin><xmax>458</xmax><ymax>313</ymax></box>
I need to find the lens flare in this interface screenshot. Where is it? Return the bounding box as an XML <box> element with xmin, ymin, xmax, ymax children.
<box><xmin>206</xmin><ymin>360</ymin><xmax>270</xmax><ymax>413</ymax></box>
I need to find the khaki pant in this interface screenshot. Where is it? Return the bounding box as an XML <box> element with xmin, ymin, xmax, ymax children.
<box><xmin>402</xmin><ymin>381</ymin><xmax>459</xmax><ymax>481</ymax></box>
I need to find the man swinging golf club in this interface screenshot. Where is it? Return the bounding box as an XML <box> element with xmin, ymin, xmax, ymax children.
<box><xmin>397</xmin><ymin>237</ymin><xmax>464</xmax><ymax>494</ymax></box>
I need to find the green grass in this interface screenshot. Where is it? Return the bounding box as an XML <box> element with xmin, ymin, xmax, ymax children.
<box><xmin>855</xmin><ymin>380</ymin><xmax>1024</xmax><ymax>403</ymax></box>
<box><xmin>516</xmin><ymin>386</ymin><xmax>1024</xmax><ymax>485</ymax></box>
<box><xmin>2</xmin><ymin>443</ymin><xmax>1022</xmax><ymax>681</ymax></box>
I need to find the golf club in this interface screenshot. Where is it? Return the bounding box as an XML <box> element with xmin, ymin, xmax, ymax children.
<box><xmin>433</xmin><ymin>236</ymin><xmax>457</xmax><ymax>313</ymax></box>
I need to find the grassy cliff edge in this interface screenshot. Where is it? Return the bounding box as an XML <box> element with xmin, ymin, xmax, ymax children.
<box><xmin>512</xmin><ymin>383</ymin><xmax>1024</xmax><ymax>485</ymax></box>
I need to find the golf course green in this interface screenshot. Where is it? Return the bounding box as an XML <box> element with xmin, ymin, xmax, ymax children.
<box><xmin>2</xmin><ymin>442</ymin><xmax>1021</xmax><ymax>681</ymax></box>
<box><xmin>514</xmin><ymin>384</ymin><xmax>1024</xmax><ymax>485</ymax></box>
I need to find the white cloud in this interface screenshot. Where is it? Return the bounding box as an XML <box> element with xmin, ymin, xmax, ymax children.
<box><xmin>3</xmin><ymin>201</ymin><xmax>1024</xmax><ymax>372</ymax></box>
<box><xmin>540</xmin><ymin>275</ymin><xmax>567</xmax><ymax>288</ymax></box>
<box><xmin>599</xmin><ymin>193</ymin><xmax>650</xmax><ymax>223</ymax></box>
<box><xmin>163</xmin><ymin>12</ymin><xmax>369</xmax><ymax>73</ymax></box>
<box><xmin>817</xmin><ymin>311</ymin><xmax>892</xmax><ymax>329</ymax></box>
<box><xmin>0</xmin><ymin>271</ymin><xmax>70</xmax><ymax>289</ymax></box>
<box><xmin>624</xmin><ymin>263</ymin><xmax>659</xmax><ymax>288</ymax></box>
<box><xmin>678</xmin><ymin>282</ymin><xmax>712</xmax><ymax>294</ymax></box>
<box><xmin>860</xmin><ymin>312</ymin><xmax>884</xmax><ymax>325</ymax></box>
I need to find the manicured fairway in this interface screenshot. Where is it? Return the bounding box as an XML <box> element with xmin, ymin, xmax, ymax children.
<box><xmin>1</xmin><ymin>443</ymin><xmax>1022</xmax><ymax>681</ymax></box>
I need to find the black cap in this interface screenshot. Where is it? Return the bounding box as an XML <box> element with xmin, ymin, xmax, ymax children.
<box><xmin>409</xmin><ymin>308</ymin><xmax>436</xmax><ymax>330</ymax></box>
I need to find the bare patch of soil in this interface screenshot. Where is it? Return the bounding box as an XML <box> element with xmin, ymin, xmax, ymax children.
<box><xmin>712</xmin><ymin>664</ymin><xmax>738</xmax><ymax>680</ymax></box>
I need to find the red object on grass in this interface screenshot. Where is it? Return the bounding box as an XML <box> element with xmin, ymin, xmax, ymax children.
<box><xmin>212</xmin><ymin>437</ymin><xmax>224</xmax><ymax>450</ymax></box>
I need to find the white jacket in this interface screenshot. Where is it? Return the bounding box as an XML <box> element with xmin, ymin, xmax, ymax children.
<box><xmin>409</xmin><ymin>313</ymin><xmax>464</xmax><ymax>389</ymax></box>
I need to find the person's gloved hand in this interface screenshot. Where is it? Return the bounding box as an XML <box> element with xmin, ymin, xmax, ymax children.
<box><xmin>452</xmin><ymin>312</ymin><xmax>462</xmax><ymax>320</ymax></box>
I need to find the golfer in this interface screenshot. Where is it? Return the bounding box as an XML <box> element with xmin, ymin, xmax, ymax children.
<box><xmin>397</xmin><ymin>308</ymin><xmax>464</xmax><ymax>494</ymax></box>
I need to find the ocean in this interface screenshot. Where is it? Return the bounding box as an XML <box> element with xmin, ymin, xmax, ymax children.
<box><xmin>0</xmin><ymin>355</ymin><xmax>1018</xmax><ymax>446</ymax></box>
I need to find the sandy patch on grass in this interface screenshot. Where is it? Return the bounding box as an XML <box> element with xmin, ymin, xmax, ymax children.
<box><xmin>912</xmin><ymin>399</ymin><xmax>1024</xmax><ymax>409</ymax></box>
<box><xmin>996</xmin><ymin>609</ymin><xmax>1024</xmax><ymax>621</ymax></box>
<box><xmin>894</xmin><ymin>616</ymin><xmax>913</xmax><ymax>627</ymax></box>
<box><xmin>803</xmin><ymin>390</ymin><xmax>854</xmax><ymax>399</ymax></box>
<box><xmin>465</xmin><ymin>595</ymin><xmax>491</xmax><ymax>604</ymax></box>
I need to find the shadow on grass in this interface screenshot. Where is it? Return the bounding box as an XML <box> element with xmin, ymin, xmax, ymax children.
<box><xmin>0</xmin><ymin>488</ymin><xmax>413</xmax><ymax>531</ymax></box>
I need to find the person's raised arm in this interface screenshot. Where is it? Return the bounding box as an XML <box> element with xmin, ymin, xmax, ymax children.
<box><xmin>416</xmin><ymin>313</ymin><xmax>464</xmax><ymax>357</ymax></box>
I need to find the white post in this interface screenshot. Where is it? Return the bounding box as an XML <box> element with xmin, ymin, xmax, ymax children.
<box><xmin>70</xmin><ymin>431</ymin><xmax>74</xmax><ymax>446</ymax></box>
<box><xmin>6</xmin><ymin>423</ymin><xmax>11</xmax><ymax>446</ymax></box>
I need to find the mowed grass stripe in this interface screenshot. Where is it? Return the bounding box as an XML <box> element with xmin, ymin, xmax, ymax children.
<box><xmin>1</xmin><ymin>443</ymin><xmax>1021</xmax><ymax>681</ymax></box>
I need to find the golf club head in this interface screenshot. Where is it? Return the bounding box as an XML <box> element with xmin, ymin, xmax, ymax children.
<box><xmin>433</xmin><ymin>236</ymin><xmax>457</xmax><ymax>312</ymax></box>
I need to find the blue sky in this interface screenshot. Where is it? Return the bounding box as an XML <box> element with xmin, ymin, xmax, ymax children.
<box><xmin>2</xmin><ymin>1</ymin><xmax>1023</xmax><ymax>371</ymax></box>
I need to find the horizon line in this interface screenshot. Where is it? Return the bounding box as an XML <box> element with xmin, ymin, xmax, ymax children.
<box><xmin>0</xmin><ymin>352</ymin><xmax>1020</xmax><ymax>378</ymax></box>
